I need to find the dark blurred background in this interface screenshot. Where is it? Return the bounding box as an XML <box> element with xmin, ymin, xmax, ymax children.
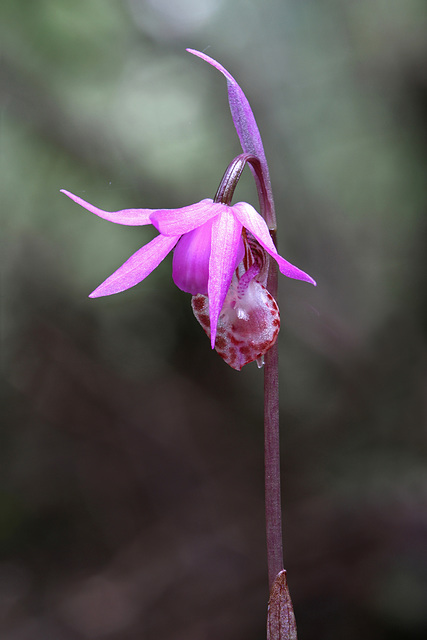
<box><xmin>2</xmin><ymin>1</ymin><xmax>427</xmax><ymax>638</ymax></box>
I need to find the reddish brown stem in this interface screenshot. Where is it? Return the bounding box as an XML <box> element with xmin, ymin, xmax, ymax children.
<box><xmin>264</xmin><ymin>246</ymin><xmax>284</xmax><ymax>588</ymax></box>
<box><xmin>214</xmin><ymin>154</ymin><xmax>285</xmax><ymax>592</ymax></box>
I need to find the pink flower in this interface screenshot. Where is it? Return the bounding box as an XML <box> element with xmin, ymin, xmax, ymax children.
<box><xmin>60</xmin><ymin>189</ymin><xmax>315</xmax><ymax>348</ymax></box>
<box><xmin>62</xmin><ymin>50</ymin><xmax>316</xmax><ymax>368</ymax></box>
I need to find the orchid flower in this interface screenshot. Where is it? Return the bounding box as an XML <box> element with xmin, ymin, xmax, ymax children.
<box><xmin>61</xmin><ymin>50</ymin><xmax>315</xmax><ymax>370</ymax></box>
<box><xmin>61</xmin><ymin>185</ymin><xmax>314</xmax><ymax>365</ymax></box>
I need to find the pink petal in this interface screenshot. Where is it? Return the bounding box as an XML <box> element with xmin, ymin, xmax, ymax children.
<box><xmin>61</xmin><ymin>190</ymin><xmax>153</xmax><ymax>226</ymax></box>
<box><xmin>173</xmin><ymin>217</ymin><xmax>246</xmax><ymax>296</ymax></box>
<box><xmin>172</xmin><ymin>219</ymin><xmax>214</xmax><ymax>295</ymax></box>
<box><xmin>150</xmin><ymin>199</ymin><xmax>219</xmax><ymax>236</ymax></box>
<box><xmin>89</xmin><ymin>234</ymin><xmax>179</xmax><ymax>298</ymax></box>
<box><xmin>232</xmin><ymin>202</ymin><xmax>317</xmax><ymax>286</ymax></box>
<box><xmin>208</xmin><ymin>210</ymin><xmax>243</xmax><ymax>348</ymax></box>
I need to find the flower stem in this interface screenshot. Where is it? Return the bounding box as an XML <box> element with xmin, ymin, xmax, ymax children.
<box><xmin>247</xmin><ymin>157</ymin><xmax>284</xmax><ymax>589</ymax></box>
<box><xmin>263</xmin><ymin>243</ymin><xmax>284</xmax><ymax>588</ymax></box>
<box><xmin>214</xmin><ymin>153</ymin><xmax>285</xmax><ymax>590</ymax></box>
<box><xmin>213</xmin><ymin>153</ymin><xmax>256</xmax><ymax>205</ymax></box>
<box><xmin>213</xmin><ymin>153</ymin><xmax>275</xmax><ymax>233</ymax></box>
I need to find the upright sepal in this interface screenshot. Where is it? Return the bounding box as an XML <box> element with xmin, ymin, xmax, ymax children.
<box><xmin>187</xmin><ymin>49</ymin><xmax>275</xmax><ymax>226</ymax></box>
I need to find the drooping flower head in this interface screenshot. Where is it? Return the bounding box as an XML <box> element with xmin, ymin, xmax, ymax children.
<box><xmin>61</xmin><ymin>51</ymin><xmax>315</xmax><ymax>369</ymax></box>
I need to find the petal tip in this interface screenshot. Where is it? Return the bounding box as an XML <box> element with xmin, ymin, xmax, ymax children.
<box><xmin>294</xmin><ymin>272</ymin><xmax>317</xmax><ymax>287</ymax></box>
<box><xmin>186</xmin><ymin>48</ymin><xmax>205</xmax><ymax>58</ymax></box>
<box><xmin>89</xmin><ymin>284</ymin><xmax>109</xmax><ymax>298</ymax></box>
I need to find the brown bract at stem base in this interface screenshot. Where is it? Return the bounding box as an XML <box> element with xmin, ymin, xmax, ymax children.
<box><xmin>267</xmin><ymin>570</ymin><xmax>298</xmax><ymax>640</ymax></box>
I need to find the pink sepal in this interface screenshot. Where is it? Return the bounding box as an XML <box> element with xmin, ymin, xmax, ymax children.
<box><xmin>208</xmin><ymin>209</ymin><xmax>243</xmax><ymax>347</ymax></box>
<box><xmin>232</xmin><ymin>202</ymin><xmax>316</xmax><ymax>286</ymax></box>
<box><xmin>89</xmin><ymin>234</ymin><xmax>179</xmax><ymax>297</ymax></box>
<box><xmin>60</xmin><ymin>190</ymin><xmax>153</xmax><ymax>226</ymax></box>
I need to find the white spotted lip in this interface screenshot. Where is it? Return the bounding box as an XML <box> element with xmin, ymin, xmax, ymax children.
<box><xmin>192</xmin><ymin>278</ymin><xmax>280</xmax><ymax>371</ymax></box>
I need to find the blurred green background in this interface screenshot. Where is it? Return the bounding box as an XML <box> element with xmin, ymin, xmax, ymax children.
<box><xmin>2</xmin><ymin>1</ymin><xmax>427</xmax><ymax>638</ymax></box>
